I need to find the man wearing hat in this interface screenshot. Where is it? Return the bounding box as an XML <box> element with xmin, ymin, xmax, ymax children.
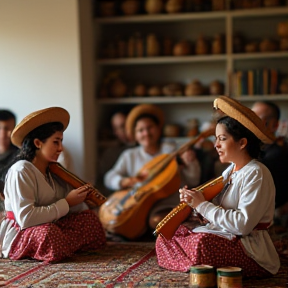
<box><xmin>103</xmin><ymin>104</ymin><xmax>202</xmax><ymax>238</ymax></box>
<box><xmin>155</xmin><ymin>96</ymin><xmax>280</xmax><ymax>278</ymax></box>
<box><xmin>0</xmin><ymin>107</ymin><xmax>106</xmax><ymax>262</ymax></box>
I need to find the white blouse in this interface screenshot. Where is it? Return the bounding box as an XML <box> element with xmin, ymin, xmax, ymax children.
<box><xmin>194</xmin><ymin>160</ymin><xmax>280</xmax><ymax>274</ymax></box>
<box><xmin>0</xmin><ymin>160</ymin><xmax>88</xmax><ymax>258</ymax></box>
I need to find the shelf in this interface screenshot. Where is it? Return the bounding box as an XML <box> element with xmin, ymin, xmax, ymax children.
<box><xmin>97</xmin><ymin>55</ymin><xmax>227</xmax><ymax>66</ymax></box>
<box><xmin>232</xmin><ymin>52</ymin><xmax>288</xmax><ymax>61</ymax></box>
<box><xmin>97</xmin><ymin>95</ymin><xmax>288</xmax><ymax>105</ymax></box>
<box><xmin>95</xmin><ymin>11</ymin><xmax>227</xmax><ymax>24</ymax></box>
<box><xmin>95</xmin><ymin>6</ymin><xmax>288</xmax><ymax>25</ymax></box>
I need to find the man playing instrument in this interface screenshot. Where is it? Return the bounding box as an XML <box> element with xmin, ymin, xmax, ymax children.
<box><xmin>103</xmin><ymin>104</ymin><xmax>202</xmax><ymax>235</ymax></box>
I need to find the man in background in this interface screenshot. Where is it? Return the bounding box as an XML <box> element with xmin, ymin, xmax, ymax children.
<box><xmin>97</xmin><ymin>111</ymin><xmax>135</xmax><ymax>196</ymax></box>
<box><xmin>0</xmin><ymin>109</ymin><xmax>19</xmax><ymax>169</ymax></box>
<box><xmin>252</xmin><ymin>100</ymin><xmax>288</xmax><ymax>229</ymax></box>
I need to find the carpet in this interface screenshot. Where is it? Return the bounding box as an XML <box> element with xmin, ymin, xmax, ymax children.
<box><xmin>1</xmin><ymin>240</ymin><xmax>288</xmax><ymax>287</ymax></box>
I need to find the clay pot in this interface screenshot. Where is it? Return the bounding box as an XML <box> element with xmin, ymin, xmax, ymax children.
<box><xmin>162</xmin><ymin>83</ymin><xmax>183</xmax><ymax>96</ymax></box>
<box><xmin>209</xmin><ymin>80</ymin><xmax>224</xmax><ymax>95</ymax></box>
<box><xmin>173</xmin><ymin>40</ymin><xmax>191</xmax><ymax>56</ymax></box>
<box><xmin>109</xmin><ymin>79</ymin><xmax>127</xmax><ymax>98</ymax></box>
<box><xmin>100</xmin><ymin>1</ymin><xmax>116</xmax><ymax>17</ymax></box>
<box><xmin>280</xmin><ymin>80</ymin><xmax>288</xmax><ymax>94</ymax></box>
<box><xmin>164</xmin><ymin>124</ymin><xmax>180</xmax><ymax>137</ymax></box>
<box><xmin>280</xmin><ymin>38</ymin><xmax>288</xmax><ymax>51</ymax></box>
<box><xmin>278</xmin><ymin>22</ymin><xmax>288</xmax><ymax>37</ymax></box>
<box><xmin>121</xmin><ymin>0</ymin><xmax>140</xmax><ymax>15</ymax></box>
<box><xmin>186</xmin><ymin>118</ymin><xmax>199</xmax><ymax>137</ymax></box>
<box><xmin>244</xmin><ymin>42</ymin><xmax>258</xmax><ymax>53</ymax></box>
<box><xmin>259</xmin><ymin>38</ymin><xmax>278</xmax><ymax>52</ymax></box>
<box><xmin>212</xmin><ymin>34</ymin><xmax>224</xmax><ymax>54</ymax></box>
<box><xmin>195</xmin><ymin>35</ymin><xmax>209</xmax><ymax>55</ymax></box>
<box><xmin>185</xmin><ymin>80</ymin><xmax>204</xmax><ymax>96</ymax></box>
<box><xmin>134</xmin><ymin>84</ymin><xmax>147</xmax><ymax>97</ymax></box>
<box><xmin>145</xmin><ymin>0</ymin><xmax>164</xmax><ymax>14</ymax></box>
<box><xmin>146</xmin><ymin>34</ymin><xmax>160</xmax><ymax>57</ymax></box>
<box><xmin>165</xmin><ymin>0</ymin><xmax>184</xmax><ymax>13</ymax></box>
<box><xmin>148</xmin><ymin>85</ymin><xmax>162</xmax><ymax>96</ymax></box>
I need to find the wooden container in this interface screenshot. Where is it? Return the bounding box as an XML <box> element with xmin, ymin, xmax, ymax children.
<box><xmin>121</xmin><ymin>0</ymin><xmax>140</xmax><ymax>15</ymax></box>
<box><xmin>217</xmin><ymin>267</ymin><xmax>242</xmax><ymax>288</ymax></box>
<box><xmin>145</xmin><ymin>0</ymin><xmax>164</xmax><ymax>14</ymax></box>
<box><xmin>189</xmin><ymin>265</ymin><xmax>216</xmax><ymax>288</ymax></box>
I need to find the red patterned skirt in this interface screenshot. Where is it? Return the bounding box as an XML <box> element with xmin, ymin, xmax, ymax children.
<box><xmin>9</xmin><ymin>210</ymin><xmax>106</xmax><ymax>262</ymax></box>
<box><xmin>156</xmin><ymin>225</ymin><xmax>271</xmax><ymax>278</ymax></box>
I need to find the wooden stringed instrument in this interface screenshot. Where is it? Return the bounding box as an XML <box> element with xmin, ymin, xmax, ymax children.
<box><xmin>153</xmin><ymin>175</ymin><xmax>225</xmax><ymax>240</ymax></box>
<box><xmin>49</xmin><ymin>162</ymin><xmax>106</xmax><ymax>208</ymax></box>
<box><xmin>98</xmin><ymin>128</ymin><xmax>214</xmax><ymax>240</ymax></box>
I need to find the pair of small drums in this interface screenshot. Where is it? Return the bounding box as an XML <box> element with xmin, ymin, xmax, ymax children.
<box><xmin>190</xmin><ymin>265</ymin><xmax>242</xmax><ymax>288</ymax></box>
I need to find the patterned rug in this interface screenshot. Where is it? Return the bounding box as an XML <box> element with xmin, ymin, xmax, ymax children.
<box><xmin>1</xmin><ymin>240</ymin><xmax>288</xmax><ymax>287</ymax></box>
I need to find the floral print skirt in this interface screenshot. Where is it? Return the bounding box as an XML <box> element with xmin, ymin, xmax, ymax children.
<box><xmin>155</xmin><ymin>225</ymin><xmax>271</xmax><ymax>278</ymax></box>
<box><xmin>9</xmin><ymin>210</ymin><xmax>106</xmax><ymax>262</ymax></box>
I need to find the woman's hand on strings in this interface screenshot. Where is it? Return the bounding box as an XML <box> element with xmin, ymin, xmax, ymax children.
<box><xmin>179</xmin><ymin>186</ymin><xmax>206</xmax><ymax>208</ymax></box>
<box><xmin>65</xmin><ymin>184</ymin><xmax>93</xmax><ymax>206</ymax></box>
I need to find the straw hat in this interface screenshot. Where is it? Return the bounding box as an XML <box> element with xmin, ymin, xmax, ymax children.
<box><xmin>213</xmin><ymin>96</ymin><xmax>275</xmax><ymax>144</ymax></box>
<box><xmin>11</xmin><ymin>107</ymin><xmax>70</xmax><ymax>148</ymax></box>
<box><xmin>125</xmin><ymin>104</ymin><xmax>164</xmax><ymax>141</ymax></box>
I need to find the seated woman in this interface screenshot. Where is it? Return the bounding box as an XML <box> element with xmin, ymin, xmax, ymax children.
<box><xmin>103</xmin><ymin>104</ymin><xmax>202</xmax><ymax>233</ymax></box>
<box><xmin>155</xmin><ymin>96</ymin><xmax>280</xmax><ymax>278</ymax></box>
<box><xmin>0</xmin><ymin>107</ymin><xmax>106</xmax><ymax>262</ymax></box>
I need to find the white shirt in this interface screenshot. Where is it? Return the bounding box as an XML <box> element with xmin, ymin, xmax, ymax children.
<box><xmin>0</xmin><ymin>160</ymin><xmax>88</xmax><ymax>258</ymax></box>
<box><xmin>194</xmin><ymin>160</ymin><xmax>280</xmax><ymax>274</ymax></box>
<box><xmin>104</xmin><ymin>142</ymin><xmax>201</xmax><ymax>191</ymax></box>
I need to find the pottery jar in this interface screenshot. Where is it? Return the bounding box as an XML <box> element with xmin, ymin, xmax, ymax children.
<box><xmin>212</xmin><ymin>34</ymin><xmax>224</xmax><ymax>54</ymax></box>
<box><xmin>209</xmin><ymin>80</ymin><xmax>224</xmax><ymax>95</ymax></box>
<box><xmin>195</xmin><ymin>35</ymin><xmax>209</xmax><ymax>55</ymax></box>
<box><xmin>165</xmin><ymin>0</ymin><xmax>184</xmax><ymax>14</ymax></box>
<box><xmin>173</xmin><ymin>40</ymin><xmax>191</xmax><ymax>56</ymax></box>
<box><xmin>145</xmin><ymin>0</ymin><xmax>164</xmax><ymax>14</ymax></box>
<box><xmin>185</xmin><ymin>80</ymin><xmax>204</xmax><ymax>96</ymax></box>
<box><xmin>148</xmin><ymin>85</ymin><xmax>162</xmax><ymax>96</ymax></box>
<box><xmin>121</xmin><ymin>0</ymin><xmax>140</xmax><ymax>16</ymax></box>
<box><xmin>146</xmin><ymin>34</ymin><xmax>160</xmax><ymax>57</ymax></box>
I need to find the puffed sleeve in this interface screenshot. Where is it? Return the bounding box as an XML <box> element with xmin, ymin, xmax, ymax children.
<box><xmin>5</xmin><ymin>166</ymin><xmax>69</xmax><ymax>230</ymax></box>
<box><xmin>104</xmin><ymin>150</ymin><xmax>132</xmax><ymax>191</ymax></box>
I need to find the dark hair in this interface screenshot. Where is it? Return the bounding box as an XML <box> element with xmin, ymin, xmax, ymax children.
<box><xmin>134</xmin><ymin>113</ymin><xmax>160</xmax><ymax>128</ymax></box>
<box><xmin>0</xmin><ymin>109</ymin><xmax>16</xmax><ymax>122</ymax></box>
<box><xmin>17</xmin><ymin>122</ymin><xmax>64</xmax><ymax>162</ymax></box>
<box><xmin>0</xmin><ymin>122</ymin><xmax>64</xmax><ymax>194</ymax></box>
<box><xmin>217</xmin><ymin>116</ymin><xmax>261</xmax><ymax>159</ymax></box>
<box><xmin>260</xmin><ymin>101</ymin><xmax>280</xmax><ymax>121</ymax></box>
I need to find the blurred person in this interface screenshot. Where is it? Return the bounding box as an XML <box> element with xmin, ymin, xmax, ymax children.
<box><xmin>0</xmin><ymin>110</ymin><xmax>19</xmax><ymax>168</ymax></box>
<box><xmin>103</xmin><ymin>104</ymin><xmax>202</xmax><ymax>234</ymax></box>
<box><xmin>252</xmin><ymin>100</ymin><xmax>288</xmax><ymax>228</ymax></box>
<box><xmin>97</xmin><ymin>111</ymin><xmax>135</xmax><ymax>196</ymax></box>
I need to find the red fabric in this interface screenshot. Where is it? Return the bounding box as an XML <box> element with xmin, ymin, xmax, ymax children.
<box><xmin>9</xmin><ymin>210</ymin><xmax>106</xmax><ymax>262</ymax></box>
<box><xmin>155</xmin><ymin>225</ymin><xmax>271</xmax><ymax>278</ymax></box>
<box><xmin>6</xmin><ymin>211</ymin><xmax>15</xmax><ymax>220</ymax></box>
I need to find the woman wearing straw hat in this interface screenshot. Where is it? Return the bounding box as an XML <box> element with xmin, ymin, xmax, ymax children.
<box><xmin>0</xmin><ymin>107</ymin><xmax>106</xmax><ymax>262</ymax></box>
<box><xmin>155</xmin><ymin>96</ymin><xmax>280</xmax><ymax>278</ymax></box>
<box><xmin>104</xmin><ymin>104</ymin><xmax>202</xmax><ymax>233</ymax></box>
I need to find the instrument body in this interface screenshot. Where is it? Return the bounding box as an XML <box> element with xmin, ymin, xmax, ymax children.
<box><xmin>153</xmin><ymin>175</ymin><xmax>224</xmax><ymax>240</ymax></box>
<box><xmin>99</xmin><ymin>154</ymin><xmax>181</xmax><ymax>239</ymax></box>
<box><xmin>49</xmin><ymin>162</ymin><xmax>106</xmax><ymax>208</ymax></box>
<box><xmin>99</xmin><ymin>129</ymin><xmax>214</xmax><ymax>239</ymax></box>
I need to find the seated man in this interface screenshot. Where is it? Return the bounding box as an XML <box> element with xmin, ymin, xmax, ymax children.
<box><xmin>0</xmin><ymin>109</ymin><xmax>18</xmax><ymax>169</ymax></box>
<box><xmin>252</xmin><ymin>100</ymin><xmax>288</xmax><ymax>229</ymax></box>
<box><xmin>101</xmin><ymin>104</ymin><xmax>202</xmax><ymax>239</ymax></box>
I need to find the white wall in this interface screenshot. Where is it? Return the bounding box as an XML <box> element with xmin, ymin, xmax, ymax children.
<box><xmin>0</xmin><ymin>0</ymin><xmax>94</xmax><ymax>181</ymax></box>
